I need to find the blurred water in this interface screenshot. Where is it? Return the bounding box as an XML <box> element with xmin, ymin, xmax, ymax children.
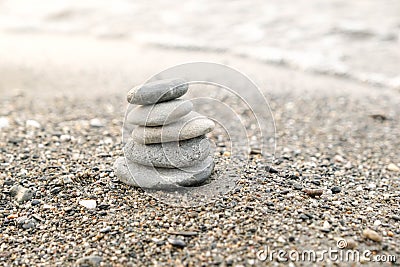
<box><xmin>1</xmin><ymin>0</ymin><xmax>399</xmax><ymax>89</ymax></box>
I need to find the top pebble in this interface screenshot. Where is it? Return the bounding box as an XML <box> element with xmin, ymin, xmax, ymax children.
<box><xmin>127</xmin><ymin>78</ymin><xmax>188</xmax><ymax>105</ymax></box>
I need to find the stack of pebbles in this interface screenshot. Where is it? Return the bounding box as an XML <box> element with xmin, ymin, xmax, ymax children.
<box><xmin>114</xmin><ymin>78</ymin><xmax>215</xmax><ymax>189</ymax></box>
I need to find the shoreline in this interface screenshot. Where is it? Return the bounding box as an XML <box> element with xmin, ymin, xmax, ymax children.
<box><xmin>1</xmin><ymin>32</ymin><xmax>399</xmax><ymax>101</ymax></box>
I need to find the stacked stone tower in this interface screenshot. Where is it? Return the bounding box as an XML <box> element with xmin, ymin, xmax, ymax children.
<box><xmin>114</xmin><ymin>79</ymin><xmax>215</xmax><ymax>189</ymax></box>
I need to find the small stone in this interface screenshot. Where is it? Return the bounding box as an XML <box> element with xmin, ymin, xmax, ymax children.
<box><xmin>331</xmin><ymin>186</ymin><xmax>341</xmax><ymax>194</ymax></box>
<box><xmin>226</xmin><ymin>256</ymin><xmax>234</xmax><ymax>265</ymax></box>
<box><xmin>387</xmin><ymin>163</ymin><xmax>400</xmax><ymax>172</ymax></box>
<box><xmin>59</xmin><ymin>134</ymin><xmax>71</xmax><ymax>142</ymax></box>
<box><xmin>362</xmin><ymin>229</ymin><xmax>382</xmax><ymax>242</ymax></box>
<box><xmin>90</xmin><ymin>118</ymin><xmax>104</xmax><ymax>127</ymax></box>
<box><xmin>26</xmin><ymin>119</ymin><xmax>41</xmax><ymax>128</ymax></box>
<box><xmin>387</xmin><ymin>231</ymin><xmax>394</xmax><ymax>237</ymax></box>
<box><xmin>64</xmin><ymin>206</ymin><xmax>74</xmax><ymax>213</ymax></box>
<box><xmin>250</xmin><ymin>147</ymin><xmax>262</xmax><ymax>155</ymax></box>
<box><xmin>280</xmin><ymin>190</ymin><xmax>290</xmax><ymax>195</ymax></box>
<box><xmin>16</xmin><ymin>216</ymin><xmax>28</xmax><ymax>225</ymax></box>
<box><xmin>369</xmin><ymin>114</ymin><xmax>388</xmax><ymax>121</ymax></box>
<box><xmin>168</xmin><ymin>238</ymin><xmax>186</xmax><ymax>248</ymax></box>
<box><xmin>0</xmin><ymin>117</ymin><xmax>9</xmax><ymax>129</ymax></box>
<box><xmin>373</xmin><ymin>220</ymin><xmax>381</xmax><ymax>226</ymax></box>
<box><xmin>7</xmin><ymin>214</ymin><xmax>18</xmax><ymax>219</ymax></box>
<box><xmin>346</xmin><ymin>239</ymin><xmax>358</xmax><ymax>249</ymax></box>
<box><xmin>50</xmin><ymin>187</ymin><xmax>62</xmax><ymax>194</ymax></box>
<box><xmin>321</xmin><ymin>221</ymin><xmax>331</xmax><ymax>232</ymax></box>
<box><xmin>223</xmin><ymin>151</ymin><xmax>231</xmax><ymax>157</ymax></box>
<box><xmin>97</xmin><ymin>203</ymin><xmax>110</xmax><ymax>210</ymax></box>
<box><xmin>265</xmin><ymin>166</ymin><xmax>278</xmax><ymax>173</ymax></box>
<box><xmin>391</xmin><ymin>215</ymin><xmax>400</xmax><ymax>221</ymax></box>
<box><xmin>247</xmin><ymin>259</ymin><xmax>256</xmax><ymax>266</ymax></box>
<box><xmin>62</xmin><ymin>175</ymin><xmax>73</xmax><ymax>184</ymax></box>
<box><xmin>100</xmin><ymin>226</ymin><xmax>111</xmax><ymax>233</ymax></box>
<box><xmin>10</xmin><ymin>185</ymin><xmax>34</xmax><ymax>203</ymax></box>
<box><xmin>127</xmin><ymin>78</ymin><xmax>188</xmax><ymax>105</ymax></box>
<box><xmin>8</xmin><ymin>138</ymin><xmax>22</xmax><ymax>145</ymax></box>
<box><xmin>75</xmin><ymin>256</ymin><xmax>103</xmax><ymax>267</ymax></box>
<box><xmin>22</xmin><ymin>220</ymin><xmax>35</xmax><ymax>229</ymax></box>
<box><xmin>131</xmin><ymin>111</ymin><xmax>215</xmax><ymax>144</ymax></box>
<box><xmin>124</xmin><ymin>136</ymin><xmax>212</xmax><ymax>168</ymax></box>
<box><xmin>366</xmin><ymin>207</ymin><xmax>373</xmax><ymax>212</ymax></box>
<box><xmin>287</xmin><ymin>174</ymin><xmax>300</xmax><ymax>180</ymax></box>
<box><xmin>127</xmin><ymin>99</ymin><xmax>193</xmax><ymax>126</ymax></box>
<box><xmin>96</xmin><ymin>153</ymin><xmax>111</xmax><ymax>158</ymax></box>
<box><xmin>4</xmin><ymin>179</ymin><xmax>14</xmax><ymax>185</ymax></box>
<box><xmin>293</xmin><ymin>183</ymin><xmax>302</xmax><ymax>190</ymax></box>
<box><xmin>32</xmin><ymin>214</ymin><xmax>44</xmax><ymax>222</ymax></box>
<box><xmin>311</xmin><ymin>179</ymin><xmax>320</xmax><ymax>186</ymax></box>
<box><xmin>277</xmin><ymin>236</ymin><xmax>286</xmax><ymax>243</ymax></box>
<box><xmin>79</xmin><ymin>200</ymin><xmax>97</xmax><ymax>209</ymax></box>
<box><xmin>303</xmin><ymin>188</ymin><xmax>323</xmax><ymax>198</ymax></box>
<box><xmin>299</xmin><ymin>214</ymin><xmax>309</xmax><ymax>220</ymax></box>
<box><xmin>304</xmin><ymin>212</ymin><xmax>314</xmax><ymax>219</ymax></box>
<box><xmin>31</xmin><ymin>199</ymin><xmax>41</xmax><ymax>206</ymax></box>
<box><xmin>334</xmin><ymin>155</ymin><xmax>345</xmax><ymax>163</ymax></box>
<box><xmin>368</xmin><ymin>183</ymin><xmax>376</xmax><ymax>189</ymax></box>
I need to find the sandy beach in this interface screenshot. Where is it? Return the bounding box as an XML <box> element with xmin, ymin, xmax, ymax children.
<box><xmin>0</xmin><ymin>2</ymin><xmax>400</xmax><ymax>266</ymax></box>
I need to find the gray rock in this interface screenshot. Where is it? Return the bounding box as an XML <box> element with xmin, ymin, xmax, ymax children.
<box><xmin>113</xmin><ymin>156</ymin><xmax>214</xmax><ymax>189</ymax></box>
<box><xmin>127</xmin><ymin>99</ymin><xmax>192</xmax><ymax>126</ymax></box>
<box><xmin>16</xmin><ymin>216</ymin><xmax>29</xmax><ymax>225</ymax></box>
<box><xmin>168</xmin><ymin>238</ymin><xmax>186</xmax><ymax>248</ymax></box>
<box><xmin>75</xmin><ymin>255</ymin><xmax>103</xmax><ymax>267</ymax></box>
<box><xmin>113</xmin><ymin>157</ymin><xmax>139</xmax><ymax>187</ymax></box>
<box><xmin>127</xmin><ymin>78</ymin><xmax>188</xmax><ymax>105</ymax></box>
<box><xmin>89</xmin><ymin>118</ymin><xmax>104</xmax><ymax>128</ymax></box>
<box><xmin>62</xmin><ymin>175</ymin><xmax>73</xmax><ymax>184</ymax></box>
<box><xmin>22</xmin><ymin>220</ymin><xmax>36</xmax><ymax>229</ymax></box>
<box><xmin>100</xmin><ymin>226</ymin><xmax>111</xmax><ymax>233</ymax></box>
<box><xmin>132</xmin><ymin>111</ymin><xmax>215</xmax><ymax>144</ymax></box>
<box><xmin>10</xmin><ymin>185</ymin><xmax>34</xmax><ymax>203</ymax></box>
<box><xmin>16</xmin><ymin>216</ymin><xmax>36</xmax><ymax>229</ymax></box>
<box><xmin>79</xmin><ymin>200</ymin><xmax>97</xmax><ymax>209</ymax></box>
<box><xmin>31</xmin><ymin>199</ymin><xmax>41</xmax><ymax>206</ymax></box>
<box><xmin>124</xmin><ymin>136</ymin><xmax>211</xmax><ymax>168</ymax></box>
<box><xmin>331</xmin><ymin>186</ymin><xmax>341</xmax><ymax>194</ymax></box>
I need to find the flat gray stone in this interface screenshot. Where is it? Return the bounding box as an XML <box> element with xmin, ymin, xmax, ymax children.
<box><xmin>127</xmin><ymin>99</ymin><xmax>193</xmax><ymax>126</ymax></box>
<box><xmin>132</xmin><ymin>111</ymin><xmax>215</xmax><ymax>144</ymax></box>
<box><xmin>10</xmin><ymin>185</ymin><xmax>34</xmax><ymax>203</ymax></box>
<box><xmin>124</xmin><ymin>136</ymin><xmax>211</xmax><ymax>168</ymax></box>
<box><xmin>113</xmin><ymin>157</ymin><xmax>139</xmax><ymax>186</ymax></box>
<box><xmin>127</xmin><ymin>78</ymin><xmax>188</xmax><ymax>105</ymax></box>
<box><xmin>113</xmin><ymin>156</ymin><xmax>214</xmax><ymax>189</ymax></box>
<box><xmin>75</xmin><ymin>255</ymin><xmax>103</xmax><ymax>267</ymax></box>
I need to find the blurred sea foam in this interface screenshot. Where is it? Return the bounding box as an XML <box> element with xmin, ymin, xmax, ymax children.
<box><xmin>1</xmin><ymin>0</ymin><xmax>399</xmax><ymax>89</ymax></box>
